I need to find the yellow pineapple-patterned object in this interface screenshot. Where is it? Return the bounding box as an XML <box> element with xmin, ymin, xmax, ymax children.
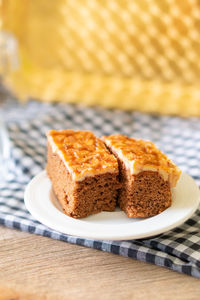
<box><xmin>1</xmin><ymin>0</ymin><xmax>200</xmax><ymax>116</ymax></box>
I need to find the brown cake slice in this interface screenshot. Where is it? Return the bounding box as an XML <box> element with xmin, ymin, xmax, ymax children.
<box><xmin>46</xmin><ymin>129</ymin><xmax>120</xmax><ymax>218</ymax></box>
<box><xmin>102</xmin><ymin>134</ymin><xmax>181</xmax><ymax>218</ymax></box>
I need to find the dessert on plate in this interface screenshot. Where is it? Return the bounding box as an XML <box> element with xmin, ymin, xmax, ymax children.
<box><xmin>46</xmin><ymin>130</ymin><xmax>120</xmax><ymax>218</ymax></box>
<box><xmin>102</xmin><ymin>134</ymin><xmax>181</xmax><ymax>218</ymax></box>
<box><xmin>46</xmin><ymin>130</ymin><xmax>181</xmax><ymax>219</ymax></box>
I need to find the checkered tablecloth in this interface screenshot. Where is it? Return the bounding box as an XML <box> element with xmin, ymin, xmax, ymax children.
<box><xmin>0</xmin><ymin>100</ymin><xmax>200</xmax><ymax>277</ymax></box>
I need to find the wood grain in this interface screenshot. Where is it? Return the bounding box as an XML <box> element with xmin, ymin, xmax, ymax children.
<box><xmin>0</xmin><ymin>226</ymin><xmax>199</xmax><ymax>300</ymax></box>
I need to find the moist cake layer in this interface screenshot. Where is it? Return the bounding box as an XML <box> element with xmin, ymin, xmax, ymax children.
<box><xmin>118</xmin><ymin>163</ymin><xmax>171</xmax><ymax>217</ymax></box>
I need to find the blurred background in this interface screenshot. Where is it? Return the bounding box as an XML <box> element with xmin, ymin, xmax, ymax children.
<box><xmin>0</xmin><ymin>0</ymin><xmax>200</xmax><ymax>116</ymax></box>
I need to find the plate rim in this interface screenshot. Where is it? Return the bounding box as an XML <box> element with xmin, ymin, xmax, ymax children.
<box><xmin>24</xmin><ymin>170</ymin><xmax>200</xmax><ymax>240</ymax></box>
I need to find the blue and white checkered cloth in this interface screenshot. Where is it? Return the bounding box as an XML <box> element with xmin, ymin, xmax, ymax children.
<box><xmin>0</xmin><ymin>100</ymin><xmax>200</xmax><ymax>277</ymax></box>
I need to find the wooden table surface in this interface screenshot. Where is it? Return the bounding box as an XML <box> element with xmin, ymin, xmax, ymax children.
<box><xmin>0</xmin><ymin>226</ymin><xmax>199</xmax><ymax>300</ymax></box>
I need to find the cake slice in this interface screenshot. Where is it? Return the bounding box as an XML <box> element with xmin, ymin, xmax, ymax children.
<box><xmin>102</xmin><ymin>134</ymin><xmax>181</xmax><ymax>218</ymax></box>
<box><xmin>46</xmin><ymin>130</ymin><xmax>120</xmax><ymax>218</ymax></box>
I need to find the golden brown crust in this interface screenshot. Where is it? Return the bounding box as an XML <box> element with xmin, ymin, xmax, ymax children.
<box><xmin>47</xmin><ymin>130</ymin><xmax>118</xmax><ymax>181</ymax></box>
<box><xmin>102</xmin><ymin>134</ymin><xmax>181</xmax><ymax>188</ymax></box>
<box><xmin>102</xmin><ymin>134</ymin><xmax>174</xmax><ymax>167</ymax></box>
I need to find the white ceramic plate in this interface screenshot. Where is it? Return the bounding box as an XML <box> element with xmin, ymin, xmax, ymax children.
<box><xmin>24</xmin><ymin>170</ymin><xmax>200</xmax><ymax>240</ymax></box>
